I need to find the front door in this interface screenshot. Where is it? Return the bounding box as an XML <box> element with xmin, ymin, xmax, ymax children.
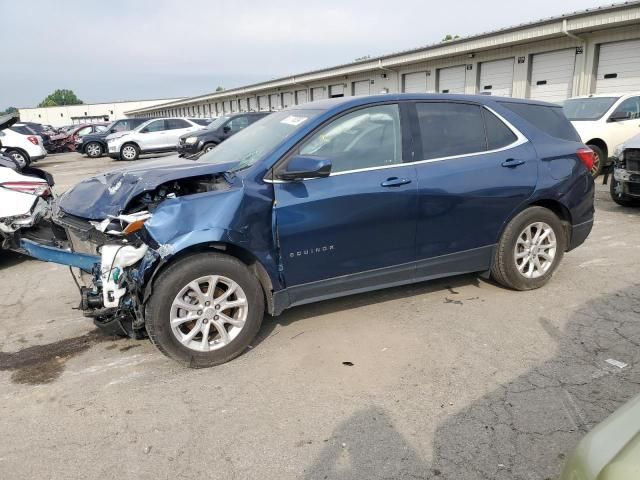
<box><xmin>411</xmin><ymin>101</ymin><xmax>538</xmax><ymax>276</ymax></box>
<box><xmin>139</xmin><ymin>119</ymin><xmax>168</xmax><ymax>150</ymax></box>
<box><xmin>165</xmin><ymin>119</ymin><xmax>197</xmax><ymax>148</ymax></box>
<box><xmin>274</xmin><ymin>103</ymin><xmax>418</xmax><ymax>296</ymax></box>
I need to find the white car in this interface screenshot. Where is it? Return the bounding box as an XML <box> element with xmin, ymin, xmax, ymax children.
<box><xmin>106</xmin><ymin>118</ymin><xmax>202</xmax><ymax>161</ymax></box>
<box><xmin>563</xmin><ymin>93</ymin><xmax>640</xmax><ymax>176</ymax></box>
<box><xmin>0</xmin><ymin>119</ymin><xmax>47</xmax><ymax>168</ymax></box>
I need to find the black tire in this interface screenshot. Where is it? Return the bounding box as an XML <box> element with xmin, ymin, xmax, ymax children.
<box><xmin>587</xmin><ymin>144</ymin><xmax>605</xmax><ymax>178</ymax></box>
<box><xmin>145</xmin><ymin>253</ymin><xmax>264</xmax><ymax>368</ymax></box>
<box><xmin>202</xmin><ymin>143</ymin><xmax>217</xmax><ymax>153</ymax></box>
<box><xmin>85</xmin><ymin>141</ymin><xmax>103</xmax><ymax>158</ymax></box>
<box><xmin>6</xmin><ymin>149</ymin><xmax>30</xmax><ymax>168</ymax></box>
<box><xmin>491</xmin><ymin>206</ymin><xmax>566</xmax><ymax>291</ymax></box>
<box><xmin>609</xmin><ymin>177</ymin><xmax>639</xmax><ymax>207</ymax></box>
<box><xmin>119</xmin><ymin>143</ymin><xmax>139</xmax><ymax>161</ymax></box>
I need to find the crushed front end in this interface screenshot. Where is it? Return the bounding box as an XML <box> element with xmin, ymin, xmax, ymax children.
<box><xmin>612</xmin><ymin>147</ymin><xmax>640</xmax><ymax>198</ymax></box>
<box><xmin>16</xmin><ymin>164</ymin><xmax>235</xmax><ymax>338</ymax></box>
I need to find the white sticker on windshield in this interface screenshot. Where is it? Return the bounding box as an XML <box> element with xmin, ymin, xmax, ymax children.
<box><xmin>280</xmin><ymin>115</ymin><xmax>308</xmax><ymax>126</ymax></box>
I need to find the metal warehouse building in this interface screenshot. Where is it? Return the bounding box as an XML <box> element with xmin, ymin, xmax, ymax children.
<box><xmin>19</xmin><ymin>98</ymin><xmax>182</xmax><ymax>127</ymax></box>
<box><xmin>127</xmin><ymin>1</ymin><xmax>640</xmax><ymax>118</ymax></box>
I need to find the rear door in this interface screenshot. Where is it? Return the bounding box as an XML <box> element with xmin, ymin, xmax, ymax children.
<box><xmin>274</xmin><ymin>103</ymin><xmax>418</xmax><ymax>291</ymax></box>
<box><xmin>411</xmin><ymin>101</ymin><xmax>538</xmax><ymax>276</ymax></box>
<box><xmin>165</xmin><ymin>119</ymin><xmax>197</xmax><ymax>147</ymax></box>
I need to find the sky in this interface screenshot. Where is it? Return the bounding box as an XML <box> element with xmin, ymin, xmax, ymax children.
<box><xmin>0</xmin><ymin>0</ymin><xmax>615</xmax><ymax>109</ymax></box>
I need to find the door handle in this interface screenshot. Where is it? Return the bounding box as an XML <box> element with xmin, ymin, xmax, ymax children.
<box><xmin>381</xmin><ymin>177</ymin><xmax>412</xmax><ymax>187</ymax></box>
<box><xmin>501</xmin><ymin>158</ymin><xmax>525</xmax><ymax>168</ymax></box>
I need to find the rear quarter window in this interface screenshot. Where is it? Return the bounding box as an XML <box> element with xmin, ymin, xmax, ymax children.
<box><xmin>499</xmin><ymin>102</ymin><xmax>580</xmax><ymax>142</ymax></box>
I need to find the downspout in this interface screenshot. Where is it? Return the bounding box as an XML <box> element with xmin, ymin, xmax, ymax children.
<box><xmin>562</xmin><ymin>19</ymin><xmax>587</xmax><ymax>96</ymax></box>
<box><xmin>378</xmin><ymin>59</ymin><xmax>401</xmax><ymax>93</ymax></box>
<box><xmin>561</xmin><ymin>19</ymin><xmax>584</xmax><ymax>42</ymax></box>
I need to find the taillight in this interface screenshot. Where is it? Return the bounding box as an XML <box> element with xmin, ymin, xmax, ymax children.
<box><xmin>0</xmin><ymin>181</ymin><xmax>50</xmax><ymax>197</ymax></box>
<box><xmin>576</xmin><ymin>148</ymin><xmax>594</xmax><ymax>171</ymax></box>
<box><xmin>27</xmin><ymin>136</ymin><xmax>39</xmax><ymax>146</ymax></box>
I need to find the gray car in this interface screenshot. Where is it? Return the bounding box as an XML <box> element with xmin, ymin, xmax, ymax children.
<box><xmin>609</xmin><ymin>133</ymin><xmax>640</xmax><ymax>206</ymax></box>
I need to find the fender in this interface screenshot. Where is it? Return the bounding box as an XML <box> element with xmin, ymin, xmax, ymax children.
<box><xmin>141</xmin><ymin>184</ymin><xmax>282</xmax><ymax>293</ymax></box>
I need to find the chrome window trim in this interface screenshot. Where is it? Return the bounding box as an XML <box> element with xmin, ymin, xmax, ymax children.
<box><xmin>264</xmin><ymin>105</ymin><xmax>528</xmax><ymax>184</ymax></box>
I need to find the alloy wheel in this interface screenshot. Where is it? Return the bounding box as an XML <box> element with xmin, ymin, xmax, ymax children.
<box><xmin>86</xmin><ymin>143</ymin><xmax>101</xmax><ymax>157</ymax></box>
<box><xmin>121</xmin><ymin>145</ymin><xmax>137</xmax><ymax>160</ymax></box>
<box><xmin>514</xmin><ymin>222</ymin><xmax>557</xmax><ymax>279</ymax></box>
<box><xmin>170</xmin><ymin>275</ymin><xmax>248</xmax><ymax>352</ymax></box>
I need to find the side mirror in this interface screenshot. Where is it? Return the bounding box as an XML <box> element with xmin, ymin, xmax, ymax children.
<box><xmin>276</xmin><ymin>155</ymin><xmax>332</xmax><ymax>181</ymax></box>
<box><xmin>110</xmin><ymin>128</ymin><xmax>116</xmax><ymax>133</ymax></box>
<box><xmin>140</xmin><ymin>128</ymin><xmax>149</xmax><ymax>133</ymax></box>
<box><xmin>223</xmin><ymin>125</ymin><xmax>231</xmax><ymax>133</ymax></box>
<box><xmin>609</xmin><ymin>111</ymin><xmax>631</xmax><ymax>122</ymax></box>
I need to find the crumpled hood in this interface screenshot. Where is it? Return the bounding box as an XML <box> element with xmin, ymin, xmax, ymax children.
<box><xmin>57</xmin><ymin>156</ymin><xmax>238</xmax><ymax>220</ymax></box>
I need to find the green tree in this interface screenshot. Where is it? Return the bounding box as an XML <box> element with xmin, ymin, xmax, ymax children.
<box><xmin>1</xmin><ymin>106</ymin><xmax>17</xmax><ymax>115</ymax></box>
<box><xmin>215</xmin><ymin>86</ymin><xmax>225</xmax><ymax>92</ymax></box>
<box><xmin>37</xmin><ymin>89</ymin><xmax>83</xmax><ymax>108</ymax></box>
<box><xmin>441</xmin><ymin>34</ymin><xmax>460</xmax><ymax>42</ymax></box>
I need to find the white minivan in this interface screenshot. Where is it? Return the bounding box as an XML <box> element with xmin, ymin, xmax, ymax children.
<box><xmin>563</xmin><ymin>93</ymin><xmax>640</xmax><ymax>176</ymax></box>
<box><xmin>106</xmin><ymin>118</ymin><xmax>202</xmax><ymax>161</ymax></box>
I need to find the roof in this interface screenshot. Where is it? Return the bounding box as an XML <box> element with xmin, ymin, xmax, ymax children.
<box><xmin>127</xmin><ymin>1</ymin><xmax>640</xmax><ymax>114</ymax></box>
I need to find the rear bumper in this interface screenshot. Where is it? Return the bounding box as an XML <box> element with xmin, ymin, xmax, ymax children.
<box><xmin>567</xmin><ymin>219</ymin><xmax>593</xmax><ymax>251</ymax></box>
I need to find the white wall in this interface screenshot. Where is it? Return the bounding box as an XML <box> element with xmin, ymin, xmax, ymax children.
<box><xmin>18</xmin><ymin>98</ymin><xmax>182</xmax><ymax>127</ymax></box>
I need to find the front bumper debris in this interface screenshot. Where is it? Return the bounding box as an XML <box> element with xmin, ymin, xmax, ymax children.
<box><xmin>20</xmin><ymin>238</ymin><xmax>100</xmax><ymax>272</ymax></box>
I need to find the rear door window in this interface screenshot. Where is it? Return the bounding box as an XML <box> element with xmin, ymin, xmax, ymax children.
<box><xmin>500</xmin><ymin>102</ymin><xmax>580</xmax><ymax>142</ymax></box>
<box><xmin>415</xmin><ymin>102</ymin><xmax>486</xmax><ymax>159</ymax></box>
<box><xmin>483</xmin><ymin>110</ymin><xmax>518</xmax><ymax>150</ymax></box>
<box><xmin>166</xmin><ymin>119</ymin><xmax>190</xmax><ymax>130</ymax></box>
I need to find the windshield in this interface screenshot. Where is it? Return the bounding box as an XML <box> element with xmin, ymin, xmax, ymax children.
<box><xmin>199</xmin><ymin>109</ymin><xmax>321</xmax><ymax>171</ymax></box>
<box><xmin>563</xmin><ymin>97</ymin><xmax>618</xmax><ymax>121</ymax></box>
<box><xmin>206</xmin><ymin>116</ymin><xmax>230</xmax><ymax>130</ymax></box>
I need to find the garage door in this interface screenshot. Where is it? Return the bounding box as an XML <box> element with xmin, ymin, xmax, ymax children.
<box><xmin>403</xmin><ymin>72</ymin><xmax>428</xmax><ymax>93</ymax></box>
<box><xmin>438</xmin><ymin>66</ymin><xmax>466</xmax><ymax>93</ymax></box>
<box><xmin>329</xmin><ymin>84</ymin><xmax>345</xmax><ymax>98</ymax></box>
<box><xmin>282</xmin><ymin>92</ymin><xmax>294</xmax><ymax>108</ymax></box>
<box><xmin>311</xmin><ymin>87</ymin><xmax>327</xmax><ymax>101</ymax></box>
<box><xmin>296</xmin><ymin>90</ymin><xmax>308</xmax><ymax>104</ymax></box>
<box><xmin>258</xmin><ymin>96</ymin><xmax>269</xmax><ymax>111</ymax></box>
<box><xmin>270</xmin><ymin>94</ymin><xmax>282</xmax><ymax>110</ymax></box>
<box><xmin>595</xmin><ymin>40</ymin><xmax>640</xmax><ymax>94</ymax></box>
<box><xmin>223</xmin><ymin>101</ymin><xmax>231</xmax><ymax>114</ymax></box>
<box><xmin>479</xmin><ymin>58</ymin><xmax>514</xmax><ymax>96</ymax></box>
<box><xmin>529</xmin><ymin>49</ymin><xmax>576</xmax><ymax>103</ymax></box>
<box><xmin>248</xmin><ymin>97</ymin><xmax>258</xmax><ymax>111</ymax></box>
<box><xmin>352</xmin><ymin>80</ymin><xmax>371</xmax><ymax>96</ymax></box>
<box><xmin>240</xmin><ymin>99</ymin><xmax>248</xmax><ymax>112</ymax></box>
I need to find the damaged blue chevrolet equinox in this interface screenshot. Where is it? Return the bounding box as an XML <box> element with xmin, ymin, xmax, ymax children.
<box><xmin>17</xmin><ymin>94</ymin><xmax>595</xmax><ymax>367</ymax></box>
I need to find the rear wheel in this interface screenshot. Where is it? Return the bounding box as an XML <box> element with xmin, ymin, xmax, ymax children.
<box><xmin>587</xmin><ymin>144</ymin><xmax>605</xmax><ymax>178</ymax></box>
<box><xmin>145</xmin><ymin>253</ymin><xmax>264</xmax><ymax>368</ymax></box>
<box><xmin>120</xmin><ymin>143</ymin><xmax>139</xmax><ymax>161</ymax></box>
<box><xmin>491</xmin><ymin>207</ymin><xmax>566</xmax><ymax>291</ymax></box>
<box><xmin>610</xmin><ymin>177</ymin><xmax>639</xmax><ymax>207</ymax></box>
<box><xmin>6</xmin><ymin>149</ymin><xmax>29</xmax><ymax>168</ymax></box>
<box><xmin>85</xmin><ymin>141</ymin><xmax>103</xmax><ymax>158</ymax></box>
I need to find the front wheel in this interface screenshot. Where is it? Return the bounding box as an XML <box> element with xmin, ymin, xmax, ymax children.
<box><xmin>491</xmin><ymin>207</ymin><xmax>566</xmax><ymax>291</ymax></box>
<box><xmin>145</xmin><ymin>253</ymin><xmax>264</xmax><ymax>367</ymax></box>
<box><xmin>202</xmin><ymin>143</ymin><xmax>217</xmax><ymax>153</ymax></box>
<box><xmin>120</xmin><ymin>143</ymin><xmax>139</xmax><ymax>161</ymax></box>
<box><xmin>610</xmin><ymin>178</ymin><xmax>639</xmax><ymax>207</ymax></box>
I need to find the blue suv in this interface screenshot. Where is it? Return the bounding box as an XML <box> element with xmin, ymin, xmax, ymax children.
<box><xmin>19</xmin><ymin>94</ymin><xmax>595</xmax><ymax>367</ymax></box>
